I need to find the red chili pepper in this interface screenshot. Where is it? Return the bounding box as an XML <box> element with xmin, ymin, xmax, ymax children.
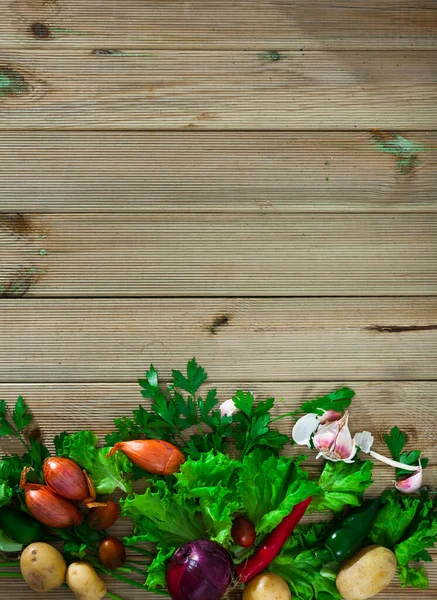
<box><xmin>235</xmin><ymin>496</ymin><xmax>312</xmax><ymax>583</ymax></box>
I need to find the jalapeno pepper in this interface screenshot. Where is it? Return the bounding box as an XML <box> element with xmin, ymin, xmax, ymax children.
<box><xmin>325</xmin><ymin>498</ymin><xmax>380</xmax><ymax>563</ymax></box>
<box><xmin>0</xmin><ymin>506</ymin><xmax>45</xmax><ymax>545</ymax></box>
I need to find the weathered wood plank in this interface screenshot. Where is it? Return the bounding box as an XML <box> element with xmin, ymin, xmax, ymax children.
<box><xmin>0</xmin><ymin>298</ymin><xmax>436</xmax><ymax>382</ymax></box>
<box><xmin>1</xmin><ymin>51</ymin><xmax>436</xmax><ymax>130</ymax></box>
<box><xmin>1</xmin><ymin>213</ymin><xmax>436</xmax><ymax>297</ymax></box>
<box><xmin>1</xmin><ymin>381</ymin><xmax>436</xmax><ymax>599</ymax></box>
<box><xmin>1</xmin><ymin>132</ymin><xmax>436</xmax><ymax>213</ymax></box>
<box><xmin>1</xmin><ymin>0</ymin><xmax>436</xmax><ymax>50</ymax></box>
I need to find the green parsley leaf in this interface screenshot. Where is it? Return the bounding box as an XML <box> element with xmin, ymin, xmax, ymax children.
<box><xmin>233</xmin><ymin>390</ymin><xmax>255</xmax><ymax>417</ymax></box>
<box><xmin>384</xmin><ymin>426</ymin><xmax>407</xmax><ymax>460</ymax></box>
<box><xmin>12</xmin><ymin>396</ymin><xmax>32</xmax><ymax>433</ymax></box>
<box><xmin>237</xmin><ymin>450</ymin><xmax>318</xmax><ymax>536</ymax></box>
<box><xmin>311</xmin><ymin>460</ymin><xmax>374</xmax><ymax>513</ymax></box>
<box><xmin>299</xmin><ymin>387</ymin><xmax>355</xmax><ymax>417</ymax></box>
<box><xmin>23</xmin><ymin>438</ymin><xmax>50</xmax><ymax>474</ymax></box>
<box><xmin>384</xmin><ymin>426</ymin><xmax>427</xmax><ymax>476</ymax></box>
<box><xmin>171</xmin><ymin>357</ymin><xmax>208</xmax><ymax>396</ymax></box>
<box><xmin>0</xmin><ymin>400</ymin><xmax>14</xmax><ymax>437</ymax></box>
<box><xmin>230</xmin><ymin>395</ymin><xmax>289</xmax><ymax>459</ymax></box>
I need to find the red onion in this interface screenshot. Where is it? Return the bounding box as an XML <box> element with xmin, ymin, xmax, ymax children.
<box><xmin>166</xmin><ymin>539</ymin><xmax>234</xmax><ymax>600</ymax></box>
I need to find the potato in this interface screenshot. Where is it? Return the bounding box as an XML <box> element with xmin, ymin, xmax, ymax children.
<box><xmin>66</xmin><ymin>562</ymin><xmax>107</xmax><ymax>600</ymax></box>
<box><xmin>243</xmin><ymin>572</ymin><xmax>292</xmax><ymax>600</ymax></box>
<box><xmin>20</xmin><ymin>542</ymin><xmax>66</xmax><ymax>593</ymax></box>
<box><xmin>336</xmin><ymin>545</ymin><xmax>397</xmax><ymax>600</ymax></box>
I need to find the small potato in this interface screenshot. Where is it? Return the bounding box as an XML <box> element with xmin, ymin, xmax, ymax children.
<box><xmin>336</xmin><ymin>545</ymin><xmax>397</xmax><ymax>600</ymax></box>
<box><xmin>20</xmin><ymin>542</ymin><xmax>66</xmax><ymax>593</ymax></box>
<box><xmin>243</xmin><ymin>572</ymin><xmax>292</xmax><ymax>600</ymax></box>
<box><xmin>66</xmin><ymin>562</ymin><xmax>107</xmax><ymax>600</ymax></box>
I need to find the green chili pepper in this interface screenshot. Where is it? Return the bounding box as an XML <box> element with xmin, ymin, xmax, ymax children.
<box><xmin>325</xmin><ymin>498</ymin><xmax>380</xmax><ymax>564</ymax></box>
<box><xmin>0</xmin><ymin>507</ymin><xmax>45</xmax><ymax>546</ymax></box>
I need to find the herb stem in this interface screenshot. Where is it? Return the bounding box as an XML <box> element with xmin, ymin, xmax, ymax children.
<box><xmin>0</xmin><ymin>572</ymin><xmax>22</xmax><ymax>578</ymax></box>
<box><xmin>123</xmin><ymin>563</ymin><xmax>148</xmax><ymax>576</ymax></box>
<box><xmin>0</xmin><ymin>562</ymin><xmax>20</xmax><ymax>567</ymax></box>
<box><xmin>126</xmin><ymin>545</ymin><xmax>155</xmax><ymax>557</ymax></box>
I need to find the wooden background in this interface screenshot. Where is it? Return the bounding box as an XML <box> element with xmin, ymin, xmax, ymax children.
<box><xmin>0</xmin><ymin>1</ymin><xmax>436</xmax><ymax>598</ymax></box>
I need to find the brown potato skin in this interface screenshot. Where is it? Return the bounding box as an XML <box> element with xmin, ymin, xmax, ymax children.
<box><xmin>336</xmin><ymin>545</ymin><xmax>397</xmax><ymax>600</ymax></box>
<box><xmin>243</xmin><ymin>572</ymin><xmax>292</xmax><ymax>600</ymax></box>
<box><xmin>20</xmin><ymin>542</ymin><xmax>66</xmax><ymax>593</ymax></box>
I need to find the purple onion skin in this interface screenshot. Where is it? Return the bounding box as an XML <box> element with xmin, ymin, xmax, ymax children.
<box><xmin>166</xmin><ymin>539</ymin><xmax>234</xmax><ymax>600</ymax></box>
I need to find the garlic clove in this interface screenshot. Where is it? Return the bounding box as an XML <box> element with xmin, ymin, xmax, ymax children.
<box><xmin>292</xmin><ymin>413</ymin><xmax>320</xmax><ymax>447</ymax></box>
<box><xmin>313</xmin><ymin>419</ymin><xmax>339</xmax><ymax>452</ymax></box>
<box><xmin>354</xmin><ymin>431</ymin><xmax>374</xmax><ymax>453</ymax></box>
<box><xmin>318</xmin><ymin>410</ymin><xmax>344</xmax><ymax>424</ymax></box>
<box><xmin>219</xmin><ymin>398</ymin><xmax>238</xmax><ymax>418</ymax></box>
<box><xmin>395</xmin><ymin>463</ymin><xmax>423</xmax><ymax>494</ymax></box>
<box><xmin>333</xmin><ymin>422</ymin><xmax>357</xmax><ymax>461</ymax></box>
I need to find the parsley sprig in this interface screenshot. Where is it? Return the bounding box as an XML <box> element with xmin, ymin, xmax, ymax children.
<box><xmin>106</xmin><ymin>359</ymin><xmax>232</xmax><ymax>459</ymax></box>
<box><xmin>107</xmin><ymin>359</ymin><xmax>289</xmax><ymax>460</ymax></box>
<box><xmin>384</xmin><ymin>426</ymin><xmax>429</xmax><ymax>477</ymax></box>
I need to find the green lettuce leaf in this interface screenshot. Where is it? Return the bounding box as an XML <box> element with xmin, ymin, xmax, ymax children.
<box><xmin>398</xmin><ymin>565</ymin><xmax>429</xmax><ymax>589</ymax></box>
<box><xmin>122</xmin><ymin>480</ymin><xmax>206</xmax><ymax>548</ymax></box>
<box><xmin>269</xmin><ymin>523</ymin><xmax>340</xmax><ymax>600</ymax></box>
<box><xmin>370</xmin><ymin>490</ymin><xmax>420</xmax><ymax>547</ymax></box>
<box><xmin>311</xmin><ymin>460</ymin><xmax>374</xmax><ymax>512</ymax></box>
<box><xmin>175</xmin><ymin>451</ymin><xmax>240</xmax><ymax>547</ymax></box>
<box><xmin>56</xmin><ymin>430</ymin><xmax>133</xmax><ymax>494</ymax></box>
<box><xmin>145</xmin><ymin>546</ymin><xmax>175</xmax><ymax>591</ymax></box>
<box><xmin>237</xmin><ymin>450</ymin><xmax>318</xmax><ymax>536</ymax></box>
<box><xmin>395</xmin><ymin>497</ymin><xmax>437</xmax><ymax>567</ymax></box>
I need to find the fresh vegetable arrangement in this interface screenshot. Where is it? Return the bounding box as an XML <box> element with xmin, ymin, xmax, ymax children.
<box><xmin>0</xmin><ymin>359</ymin><xmax>435</xmax><ymax>600</ymax></box>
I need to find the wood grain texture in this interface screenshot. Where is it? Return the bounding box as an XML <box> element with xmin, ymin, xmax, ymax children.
<box><xmin>1</xmin><ymin>51</ymin><xmax>436</xmax><ymax>130</ymax></box>
<box><xmin>0</xmin><ymin>298</ymin><xmax>436</xmax><ymax>382</ymax></box>
<box><xmin>1</xmin><ymin>132</ymin><xmax>436</xmax><ymax>213</ymax></box>
<box><xmin>1</xmin><ymin>213</ymin><xmax>436</xmax><ymax>297</ymax></box>
<box><xmin>0</xmin><ymin>381</ymin><xmax>436</xmax><ymax>599</ymax></box>
<box><xmin>1</xmin><ymin>0</ymin><xmax>436</xmax><ymax>50</ymax></box>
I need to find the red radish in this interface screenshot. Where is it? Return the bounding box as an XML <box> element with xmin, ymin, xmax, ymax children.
<box><xmin>236</xmin><ymin>496</ymin><xmax>312</xmax><ymax>583</ymax></box>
